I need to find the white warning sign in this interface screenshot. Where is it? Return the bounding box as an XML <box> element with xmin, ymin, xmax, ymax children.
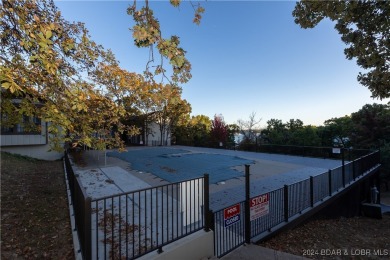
<box><xmin>250</xmin><ymin>193</ymin><xmax>270</xmax><ymax>221</ymax></box>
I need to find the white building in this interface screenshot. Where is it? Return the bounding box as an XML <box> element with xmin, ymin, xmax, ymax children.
<box><xmin>127</xmin><ymin>121</ymin><xmax>171</xmax><ymax>146</ymax></box>
<box><xmin>144</xmin><ymin>121</ymin><xmax>171</xmax><ymax>146</ymax></box>
<box><xmin>1</xmin><ymin>115</ymin><xmax>63</xmax><ymax>160</ymax></box>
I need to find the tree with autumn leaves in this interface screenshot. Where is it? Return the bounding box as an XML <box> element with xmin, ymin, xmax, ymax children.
<box><xmin>1</xmin><ymin>0</ymin><xmax>119</xmax><ymax>151</ymax></box>
<box><xmin>146</xmin><ymin>83</ymin><xmax>191</xmax><ymax>146</ymax></box>
<box><xmin>173</xmin><ymin>114</ymin><xmax>211</xmax><ymax>146</ymax></box>
<box><xmin>0</xmin><ymin>0</ymin><xmax>196</xmax><ymax>151</ymax></box>
<box><xmin>173</xmin><ymin>114</ymin><xmax>239</xmax><ymax>148</ymax></box>
<box><xmin>127</xmin><ymin>0</ymin><xmax>204</xmax><ymax>84</ymax></box>
<box><xmin>210</xmin><ymin>114</ymin><xmax>228</xmax><ymax>147</ymax></box>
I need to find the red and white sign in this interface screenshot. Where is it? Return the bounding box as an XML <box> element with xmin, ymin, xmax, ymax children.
<box><xmin>224</xmin><ymin>204</ymin><xmax>240</xmax><ymax>227</ymax></box>
<box><xmin>250</xmin><ymin>193</ymin><xmax>270</xmax><ymax>221</ymax></box>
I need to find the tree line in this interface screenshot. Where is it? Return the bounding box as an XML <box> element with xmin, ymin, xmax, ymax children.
<box><xmin>172</xmin><ymin>103</ymin><xmax>390</xmax><ymax>184</ymax></box>
<box><xmin>174</xmin><ymin>103</ymin><xmax>390</xmax><ymax>149</ymax></box>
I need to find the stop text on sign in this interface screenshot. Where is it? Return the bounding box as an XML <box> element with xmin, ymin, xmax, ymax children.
<box><xmin>223</xmin><ymin>204</ymin><xmax>240</xmax><ymax>227</ymax></box>
<box><xmin>251</xmin><ymin>193</ymin><xmax>269</xmax><ymax>207</ymax></box>
<box><xmin>250</xmin><ymin>193</ymin><xmax>270</xmax><ymax>221</ymax></box>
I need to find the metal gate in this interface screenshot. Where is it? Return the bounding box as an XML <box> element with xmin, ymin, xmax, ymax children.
<box><xmin>213</xmin><ymin>201</ymin><xmax>246</xmax><ymax>258</ymax></box>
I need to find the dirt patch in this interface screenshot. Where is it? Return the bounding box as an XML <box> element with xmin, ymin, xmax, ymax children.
<box><xmin>1</xmin><ymin>152</ymin><xmax>74</xmax><ymax>259</ymax></box>
<box><xmin>260</xmin><ymin>204</ymin><xmax>390</xmax><ymax>259</ymax></box>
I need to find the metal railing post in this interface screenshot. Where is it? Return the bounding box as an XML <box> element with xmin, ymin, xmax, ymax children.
<box><xmin>328</xmin><ymin>169</ymin><xmax>332</xmax><ymax>196</ymax></box>
<box><xmin>64</xmin><ymin>152</ymin><xmax>74</xmax><ymax>202</ymax></box>
<box><xmin>342</xmin><ymin>148</ymin><xmax>346</xmax><ymax>188</ymax></box>
<box><xmin>310</xmin><ymin>176</ymin><xmax>314</xmax><ymax>207</ymax></box>
<box><xmin>245</xmin><ymin>165</ymin><xmax>251</xmax><ymax>244</ymax></box>
<box><xmin>204</xmin><ymin>174</ymin><xmax>211</xmax><ymax>232</ymax></box>
<box><xmin>84</xmin><ymin>196</ymin><xmax>92</xmax><ymax>260</ymax></box>
<box><xmin>284</xmin><ymin>185</ymin><xmax>289</xmax><ymax>222</ymax></box>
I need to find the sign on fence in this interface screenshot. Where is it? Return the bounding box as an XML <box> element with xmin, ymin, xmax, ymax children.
<box><xmin>224</xmin><ymin>204</ymin><xmax>240</xmax><ymax>227</ymax></box>
<box><xmin>332</xmin><ymin>148</ymin><xmax>341</xmax><ymax>154</ymax></box>
<box><xmin>250</xmin><ymin>193</ymin><xmax>269</xmax><ymax>221</ymax></box>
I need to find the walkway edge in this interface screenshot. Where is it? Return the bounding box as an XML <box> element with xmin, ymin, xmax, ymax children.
<box><xmin>63</xmin><ymin>158</ymin><xmax>83</xmax><ymax>260</ymax></box>
<box><xmin>221</xmin><ymin>244</ymin><xmax>309</xmax><ymax>260</ymax></box>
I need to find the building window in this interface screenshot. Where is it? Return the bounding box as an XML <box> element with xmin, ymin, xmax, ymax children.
<box><xmin>1</xmin><ymin>114</ymin><xmax>13</xmax><ymax>133</ymax></box>
<box><xmin>1</xmin><ymin>114</ymin><xmax>42</xmax><ymax>135</ymax></box>
<box><xmin>1</xmin><ymin>125</ymin><xmax>14</xmax><ymax>133</ymax></box>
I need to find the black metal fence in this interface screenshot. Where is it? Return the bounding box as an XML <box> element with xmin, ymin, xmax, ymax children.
<box><xmin>65</xmin><ymin>149</ymin><xmax>380</xmax><ymax>259</ymax></box>
<box><xmin>91</xmin><ymin>177</ymin><xmax>207</xmax><ymax>259</ymax></box>
<box><xmin>247</xmin><ymin>145</ymin><xmax>370</xmax><ymax>160</ymax></box>
<box><xmin>212</xmin><ymin>150</ymin><xmax>381</xmax><ymax>258</ymax></box>
<box><xmin>249</xmin><ymin>187</ymin><xmax>284</xmax><ymax>239</ymax></box>
<box><xmin>64</xmin><ymin>152</ymin><xmax>210</xmax><ymax>259</ymax></box>
<box><xmin>213</xmin><ymin>201</ymin><xmax>246</xmax><ymax>258</ymax></box>
<box><xmin>64</xmin><ymin>151</ymin><xmax>92</xmax><ymax>259</ymax></box>
<box><xmin>176</xmin><ymin>141</ymin><xmax>371</xmax><ymax>161</ymax></box>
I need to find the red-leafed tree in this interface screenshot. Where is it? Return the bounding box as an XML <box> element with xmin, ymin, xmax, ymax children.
<box><xmin>210</xmin><ymin>114</ymin><xmax>228</xmax><ymax>147</ymax></box>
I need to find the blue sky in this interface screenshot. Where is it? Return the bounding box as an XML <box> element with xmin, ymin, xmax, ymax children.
<box><xmin>56</xmin><ymin>1</ymin><xmax>389</xmax><ymax>127</ymax></box>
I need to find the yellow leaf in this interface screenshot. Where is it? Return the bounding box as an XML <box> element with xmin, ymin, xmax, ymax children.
<box><xmin>45</xmin><ymin>30</ymin><xmax>52</xmax><ymax>39</ymax></box>
<box><xmin>2</xmin><ymin>82</ymin><xmax>11</xmax><ymax>90</ymax></box>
